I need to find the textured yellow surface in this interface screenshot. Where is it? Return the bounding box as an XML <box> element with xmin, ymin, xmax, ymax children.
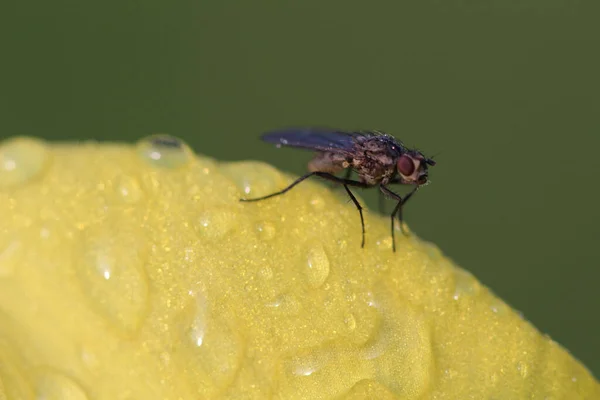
<box><xmin>0</xmin><ymin>135</ymin><xmax>598</xmax><ymax>399</ymax></box>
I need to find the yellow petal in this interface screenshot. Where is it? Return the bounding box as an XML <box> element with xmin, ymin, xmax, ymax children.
<box><xmin>0</xmin><ymin>135</ymin><xmax>598</xmax><ymax>399</ymax></box>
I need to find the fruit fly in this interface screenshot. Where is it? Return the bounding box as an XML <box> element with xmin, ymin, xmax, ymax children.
<box><xmin>240</xmin><ymin>127</ymin><xmax>436</xmax><ymax>252</ymax></box>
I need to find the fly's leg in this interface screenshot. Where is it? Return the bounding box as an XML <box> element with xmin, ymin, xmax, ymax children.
<box><xmin>241</xmin><ymin>171</ymin><xmax>371</xmax><ymax>248</ymax></box>
<box><xmin>378</xmin><ymin>191</ymin><xmax>386</xmax><ymax>215</ymax></box>
<box><xmin>379</xmin><ymin>185</ymin><xmax>419</xmax><ymax>252</ymax></box>
<box><xmin>342</xmin><ymin>184</ymin><xmax>365</xmax><ymax>248</ymax></box>
<box><xmin>328</xmin><ymin>168</ymin><xmax>352</xmax><ymax>190</ymax></box>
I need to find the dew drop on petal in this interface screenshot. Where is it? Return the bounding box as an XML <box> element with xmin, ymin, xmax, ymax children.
<box><xmin>452</xmin><ymin>268</ymin><xmax>481</xmax><ymax>300</ymax></box>
<box><xmin>255</xmin><ymin>222</ymin><xmax>276</xmax><ymax>241</ymax></box>
<box><xmin>136</xmin><ymin>134</ymin><xmax>192</xmax><ymax>169</ymax></box>
<box><xmin>0</xmin><ymin>137</ymin><xmax>49</xmax><ymax>187</ymax></box>
<box><xmin>77</xmin><ymin>224</ymin><xmax>149</xmax><ymax>334</ymax></box>
<box><xmin>516</xmin><ymin>361</ymin><xmax>529</xmax><ymax>378</ymax></box>
<box><xmin>305</xmin><ymin>245</ymin><xmax>330</xmax><ymax>288</ymax></box>
<box><xmin>195</xmin><ymin>209</ymin><xmax>237</xmax><ymax>240</ymax></box>
<box><xmin>174</xmin><ymin>288</ymin><xmax>244</xmax><ymax>396</ymax></box>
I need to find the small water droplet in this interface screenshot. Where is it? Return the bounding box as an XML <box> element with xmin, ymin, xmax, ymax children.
<box><xmin>115</xmin><ymin>176</ymin><xmax>143</xmax><ymax>204</ymax></box>
<box><xmin>0</xmin><ymin>137</ymin><xmax>49</xmax><ymax>187</ymax></box>
<box><xmin>78</xmin><ymin>224</ymin><xmax>149</xmax><ymax>334</ymax></box>
<box><xmin>305</xmin><ymin>245</ymin><xmax>330</xmax><ymax>288</ymax></box>
<box><xmin>376</xmin><ymin>237</ymin><xmax>393</xmax><ymax>250</ymax></box>
<box><xmin>36</xmin><ymin>370</ymin><xmax>89</xmax><ymax>400</ymax></box>
<box><xmin>136</xmin><ymin>134</ymin><xmax>192</xmax><ymax>168</ymax></box>
<box><xmin>452</xmin><ymin>268</ymin><xmax>481</xmax><ymax>300</ymax></box>
<box><xmin>255</xmin><ymin>222</ymin><xmax>276</xmax><ymax>241</ymax></box>
<box><xmin>258</xmin><ymin>266</ymin><xmax>273</xmax><ymax>280</ymax></box>
<box><xmin>516</xmin><ymin>361</ymin><xmax>529</xmax><ymax>378</ymax></box>
<box><xmin>490</xmin><ymin>299</ymin><xmax>508</xmax><ymax>315</ymax></box>
<box><xmin>395</xmin><ymin>220</ymin><xmax>412</xmax><ymax>235</ymax></box>
<box><xmin>309</xmin><ymin>195</ymin><xmax>325</xmax><ymax>210</ymax></box>
<box><xmin>188</xmin><ymin>290</ymin><xmax>208</xmax><ymax>347</ymax></box>
<box><xmin>424</xmin><ymin>241</ymin><xmax>443</xmax><ymax>260</ymax></box>
<box><xmin>195</xmin><ymin>209</ymin><xmax>236</xmax><ymax>239</ymax></box>
<box><xmin>80</xmin><ymin>347</ymin><xmax>98</xmax><ymax>370</ymax></box>
<box><xmin>266</xmin><ymin>294</ymin><xmax>301</xmax><ymax>315</ymax></box>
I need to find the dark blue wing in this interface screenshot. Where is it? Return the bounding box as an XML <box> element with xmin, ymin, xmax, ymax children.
<box><xmin>261</xmin><ymin>127</ymin><xmax>359</xmax><ymax>152</ymax></box>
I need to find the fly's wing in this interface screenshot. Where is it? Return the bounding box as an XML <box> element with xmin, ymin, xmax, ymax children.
<box><xmin>261</xmin><ymin>128</ymin><xmax>359</xmax><ymax>152</ymax></box>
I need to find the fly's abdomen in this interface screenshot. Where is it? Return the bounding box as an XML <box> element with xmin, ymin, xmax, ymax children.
<box><xmin>308</xmin><ymin>152</ymin><xmax>347</xmax><ymax>174</ymax></box>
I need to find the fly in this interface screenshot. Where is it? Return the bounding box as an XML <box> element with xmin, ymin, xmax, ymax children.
<box><xmin>240</xmin><ymin>127</ymin><xmax>436</xmax><ymax>252</ymax></box>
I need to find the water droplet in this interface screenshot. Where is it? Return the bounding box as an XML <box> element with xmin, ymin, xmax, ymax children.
<box><xmin>115</xmin><ymin>175</ymin><xmax>143</xmax><ymax>204</ymax></box>
<box><xmin>266</xmin><ymin>294</ymin><xmax>301</xmax><ymax>315</ymax></box>
<box><xmin>80</xmin><ymin>347</ymin><xmax>98</xmax><ymax>370</ymax></box>
<box><xmin>424</xmin><ymin>241</ymin><xmax>443</xmax><ymax>260</ymax></box>
<box><xmin>255</xmin><ymin>222</ymin><xmax>276</xmax><ymax>241</ymax></box>
<box><xmin>516</xmin><ymin>361</ymin><xmax>529</xmax><ymax>378</ymax></box>
<box><xmin>195</xmin><ymin>209</ymin><xmax>236</xmax><ymax>239</ymax></box>
<box><xmin>36</xmin><ymin>370</ymin><xmax>89</xmax><ymax>400</ymax></box>
<box><xmin>288</xmin><ymin>352</ymin><xmax>329</xmax><ymax>377</ymax></box>
<box><xmin>452</xmin><ymin>268</ymin><xmax>481</xmax><ymax>300</ymax></box>
<box><xmin>360</xmin><ymin>290</ymin><xmax>431</xmax><ymax>397</ymax></box>
<box><xmin>258</xmin><ymin>266</ymin><xmax>273</xmax><ymax>280</ymax></box>
<box><xmin>490</xmin><ymin>299</ymin><xmax>509</xmax><ymax>315</ymax></box>
<box><xmin>78</xmin><ymin>223</ymin><xmax>149</xmax><ymax>334</ymax></box>
<box><xmin>223</xmin><ymin>162</ymin><xmax>283</xmax><ymax>198</ymax></box>
<box><xmin>344</xmin><ymin>313</ymin><xmax>357</xmax><ymax>331</ymax></box>
<box><xmin>305</xmin><ymin>245</ymin><xmax>330</xmax><ymax>288</ymax></box>
<box><xmin>0</xmin><ymin>137</ymin><xmax>49</xmax><ymax>187</ymax></box>
<box><xmin>136</xmin><ymin>134</ymin><xmax>192</xmax><ymax>169</ymax></box>
<box><xmin>309</xmin><ymin>195</ymin><xmax>325</xmax><ymax>210</ymax></box>
<box><xmin>174</xmin><ymin>289</ymin><xmax>244</xmax><ymax>396</ymax></box>
<box><xmin>376</xmin><ymin>237</ymin><xmax>393</xmax><ymax>250</ymax></box>
<box><xmin>189</xmin><ymin>290</ymin><xmax>208</xmax><ymax>347</ymax></box>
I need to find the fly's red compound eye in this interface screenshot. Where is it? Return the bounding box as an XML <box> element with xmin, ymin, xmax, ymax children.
<box><xmin>397</xmin><ymin>155</ymin><xmax>415</xmax><ymax>176</ymax></box>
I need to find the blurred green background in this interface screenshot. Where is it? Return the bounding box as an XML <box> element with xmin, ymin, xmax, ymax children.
<box><xmin>1</xmin><ymin>1</ymin><xmax>599</xmax><ymax>377</ymax></box>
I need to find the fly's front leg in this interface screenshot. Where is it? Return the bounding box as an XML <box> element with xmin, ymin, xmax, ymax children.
<box><xmin>379</xmin><ymin>185</ymin><xmax>419</xmax><ymax>252</ymax></box>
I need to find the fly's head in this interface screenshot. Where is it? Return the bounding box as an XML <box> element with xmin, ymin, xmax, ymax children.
<box><xmin>396</xmin><ymin>150</ymin><xmax>436</xmax><ymax>186</ymax></box>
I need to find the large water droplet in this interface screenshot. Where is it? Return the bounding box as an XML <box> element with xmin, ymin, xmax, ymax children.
<box><xmin>78</xmin><ymin>222</ymin><xmax>149</xmax><ymax>335</ymax></box>
<box><xmin>36</xmin><ymin>370</ymin><xmax>89</xmax><ymax>400</ymax></box>
<box><xmin>0</xmin><ymin>137</ymin><xmax>49</xmax><ymax>187</ymax></box>
<box><xmin>305</xmin><ymin>245</ymin><xmax>330</xmax><ymax>288</ymax></box>
<box><xmin>360</xmin><ymin>289</ymin><xmax>431</xmax><ymax>398</ymax></box>
<box><xmin>173</xmin><ymin>288</ymin><xmax>244</xmax><ymax>397</ymax></box>
<box><xmin>136</xmin><ymin>134</ymin><xmax>192</xmax><ymax>169</ymax></box>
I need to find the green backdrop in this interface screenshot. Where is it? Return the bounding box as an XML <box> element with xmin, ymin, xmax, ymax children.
<box><xmin>2</xmin><ymin>1</ymin><xmax>599</xmax><ymax>377</ymax></box>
